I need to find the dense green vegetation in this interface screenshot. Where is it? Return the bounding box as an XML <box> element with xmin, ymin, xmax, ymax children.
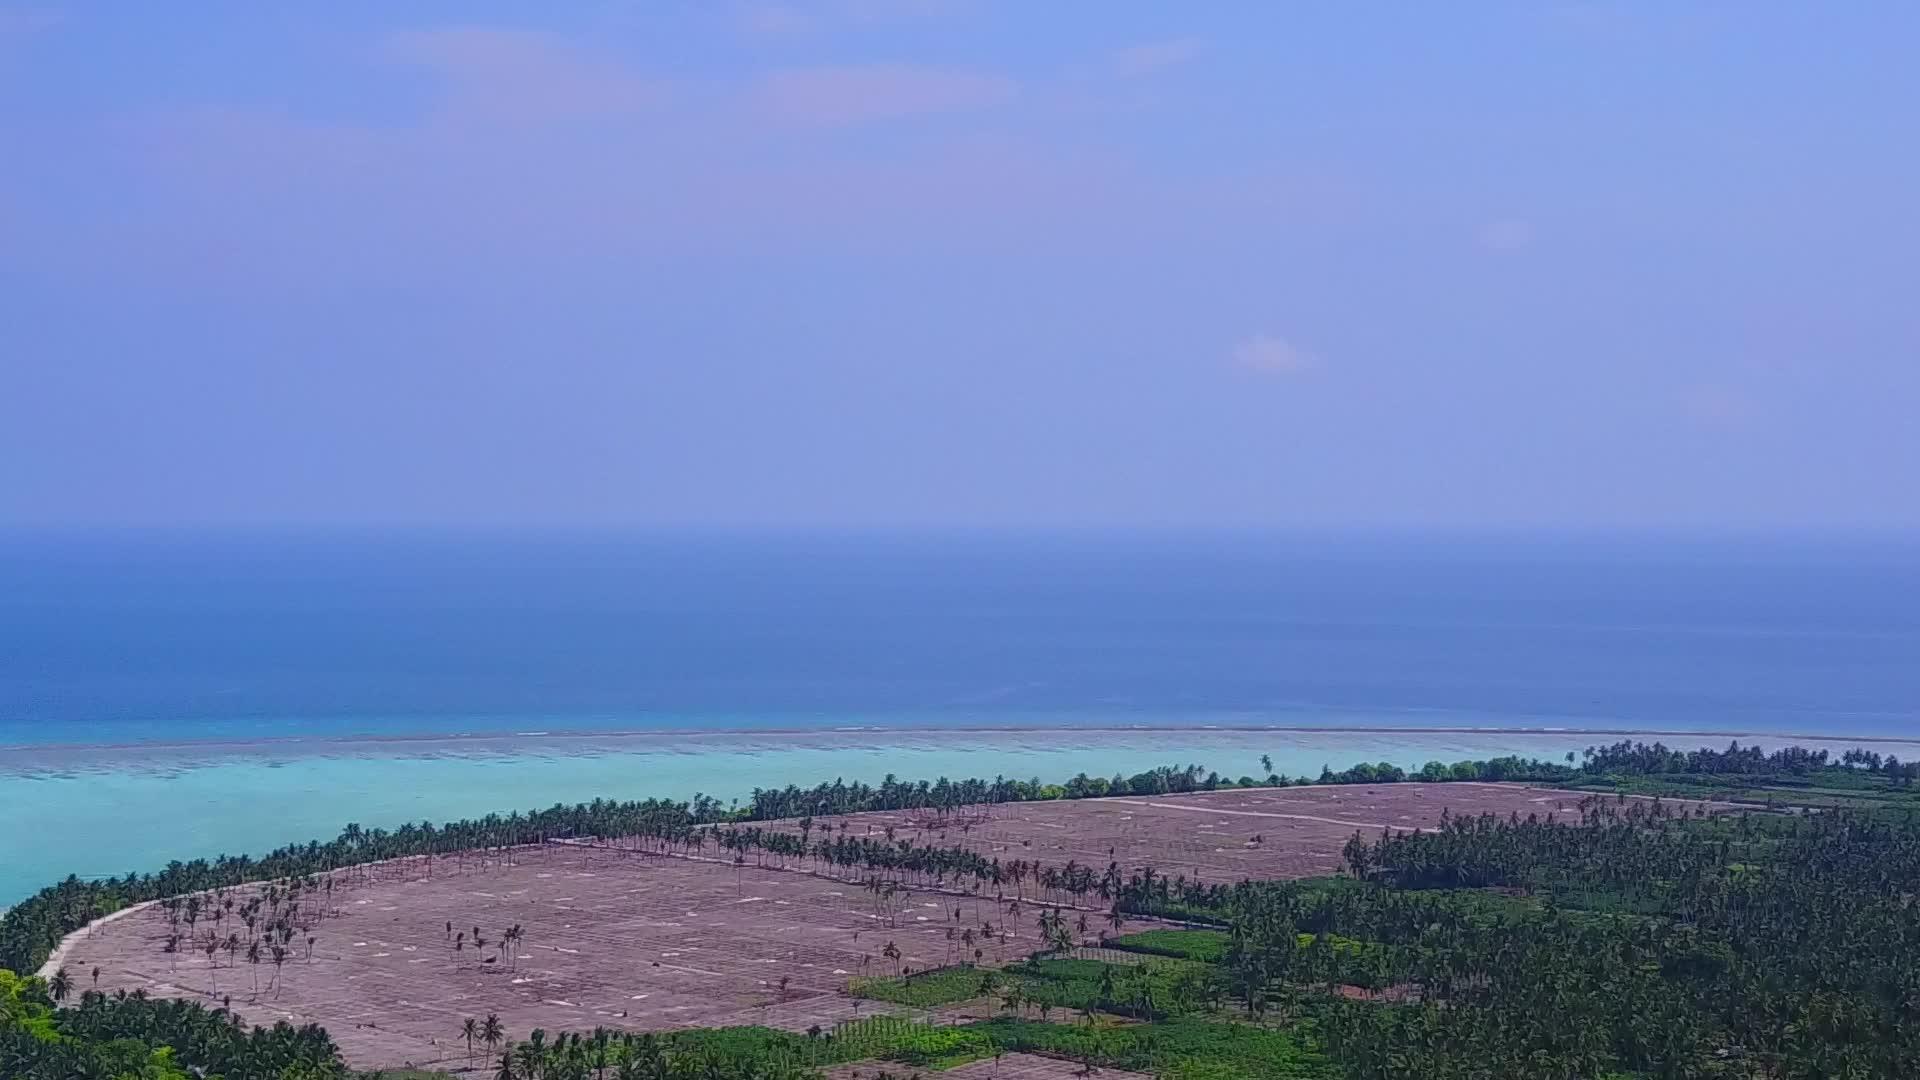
<box><xmin>473</xmin><ymin>1012</ymin><xmax>1331</xmax><ymax>1080</ymax></box>
<box><xmin>846</xmin><ymin>966</ymin><xmax>990</xmax><ymax>1008</ymax></box>
<box><xmin>1584</xmin><ymin>739</ymin><xmax>1918</xmax><ymax>781</ymax></box>
<box><xmin>855</xmin><ymin>954</ymin><xmax>1227</xmax><ymax>1021</ymax></box>
<box><xmin>969</xmin><ymin>1017</ymin><xmax>1329</xmax><ymax>1080</ymax></box>
<box><xmin>1107</xmin><ymin>928</ymin><xmax>1233</xmax><ymax>963</ymax></box>
<box><xmin>463</xmin><ymin>1017</ymin><xmax>1007</xmax><ymax>1080</ymax></box>
<box><xmin>850</xmin><ymin>947</ymin><xmax>1228</xmax><ymax>1020</ymax></box>
<box><xmin>1562</xmin><ymin>740</ymin><xmax>1920</xmax><ymax>809</ymax></box>
<box><xmin>7</xmin><ymin>743</ymin><xmax>1920</xmax><ymax>1078</ymax></box>
<box><xmin>1002</xmin><ymin>956</ymin><xmax>1223</xmax><ymax>1019</ymax></box>
<box><xmin>1313</xmin><ymin>802</ymin><xmax>1916</xmax><ymax>1077</ymax></box>
<box><xmin>0</xmin><ymin>970</ymin><xmax>347</xmax><ymax>1080</ymax></box>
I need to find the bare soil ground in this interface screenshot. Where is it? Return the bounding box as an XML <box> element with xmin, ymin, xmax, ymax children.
<box><xmin>64</xmin><ymin>784</ymin><xmax>1709</xmax><ymax>1070</ymax></box>
<box><xmin>66</xmin><ymin>846</ymin><xmax>1013</xmax><ymax>1071</ymax></box>
<box><xmin>756</xmin><ymin>782</ymin><xmax>1711</xmax><ymax>884</ymax></box>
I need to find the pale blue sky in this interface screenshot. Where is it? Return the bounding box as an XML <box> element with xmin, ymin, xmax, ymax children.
<box><xmin>3</xmin><ymin>2</ymin><xmax>1916</xmax><ymax>529</ymax></box>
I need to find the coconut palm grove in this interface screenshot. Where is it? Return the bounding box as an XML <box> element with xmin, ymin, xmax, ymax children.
<box><xmin>2</xmin><ymin>742</ymin><xmax>1917</xmax><ymax>1079</ymax></box>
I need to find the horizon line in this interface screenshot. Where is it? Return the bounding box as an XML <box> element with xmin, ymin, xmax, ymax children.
<box><xmin>6</xmin><ymin>722</ymin><xmax>1919</xmax><ymax>759</ymax></box>
<box><xmin>4</xmin><ymin>523</ymin><xmax>1918</xmax><ymax>541</ymax></box>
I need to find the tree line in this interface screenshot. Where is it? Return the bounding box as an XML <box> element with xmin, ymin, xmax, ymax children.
<box><xmin>1581</xmin><ymin>737</ymin><xmax>1920</xmax><ymax>783</ymax></box>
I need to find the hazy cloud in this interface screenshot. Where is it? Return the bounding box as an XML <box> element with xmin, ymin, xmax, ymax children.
<box><xmin>738</xmin><ymin>5</ymin><xmax>812</xmax><ymax>35</ymax></box>
<box><xmin>1677</xmin><ymin>385</ymin><xmax>1764</xmax><ymax>429</ymax></box>
<box><xmin>0</xmin><ymin>8</ymin><xmax>59</xmax><ymax>36</ymax></box>
<box><xmin>759</xmin><ymin>64</ymin><xmax>1016</xmax><ymax>125</ymax></box>
<box><xmin>1478</xmin><ymin>218</ymin><xmax>1534</xmax><ymax>252</ymax></box>
<box><xmin>7</xmin><ymin>4</ymin><xmax>1914</xmax><ymax>531</ymax></box>
<box><xmin>739</xmin><ymin>0</ymin><xmax>961</xmax><ymax>34</ymax></box>
<box><xmin>382</xmin><ymin>27</ymin><xmax>666</xmax><ymax>117</ymax></box>
<box><xmin>836</xmin><ymin>0</ymin><xmax>969</xmax><ymax>22</ymax></box>
<box><xmin>1544</xmin><ymin>3</ymin><xmax>1637</xmax><ymax>39</ymax></box>
<box><xmin>1111</xmin><ymin>38</ymin><xmax>1203</xmax><ymax>78</ymax></box>
<box><xmin>1231</xmin><ymin>335</ymin><xmax>1319</xmax><ymax>377</ymax></box>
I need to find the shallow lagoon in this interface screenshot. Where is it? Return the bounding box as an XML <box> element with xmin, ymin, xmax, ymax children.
<box><xmin>7</xmin><ymin>723</ymin><xmax>1915</xmax><ymax>905</ymax></box>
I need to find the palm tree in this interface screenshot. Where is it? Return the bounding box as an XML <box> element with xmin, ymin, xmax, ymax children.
<box><xmin>463</xmin><ymin>1017</ymin><xmax>480</xmax><ymax>1068</ymax></box>
<box><xmin>999</xmin><ymin>984</ymin><xmax>1024</xmax><ymax>1016</ymax></box>
<box><xmin>524</xmin><ymin>1028</ymin><xmax>548</xmax><ymax>1061</ymax></box>
<box><xmin>47</xmin><ymin>967</ymin><xmax>72</xmax><ymax>1003</ymax></box>
<box><xmin>482</xmin><ymin>1013</ymin><xmax>506</xmax><ymax>1061</ymax></box>
<box><xmin>1128</xmin><ymin>972</ymin><xmax>1156</xmax><ymax>1020</ymax></box>
<box><xmin>505</xmin><ymin>924</ymin><xmax>524</xmax><ymax>971</ymax></box>
<box><xmin>588</xmin><ymin>1027</ymin><xmax>613</xmax><ymax>1080</ymax></box>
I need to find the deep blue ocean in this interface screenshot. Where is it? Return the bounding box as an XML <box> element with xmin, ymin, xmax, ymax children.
<box><xmin>4</xmin><ymin>532</ymin><xmax>1917</xmax><ymax>743</ymax></box>
<box><xmin>4</xmin><ymin>532</ymin><xmax>1919</xmax><ymax>905</ymax></box>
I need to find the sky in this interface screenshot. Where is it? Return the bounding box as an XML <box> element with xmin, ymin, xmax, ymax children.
<box><xmin>2</xmin><ymin>2</ymin><xmax>1916</xmax><ymax>531</ymax></box>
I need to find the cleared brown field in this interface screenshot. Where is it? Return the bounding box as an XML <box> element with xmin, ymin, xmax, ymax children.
<box><xmin>764</xmin><ymin>781</ymin><xmax>1635</xmax><ymax>884</ymax></box>
<box><xmin>67</xmin><ymin>847</ymin><xmax>1024</xmax><ymax>1070</ymax></box>
<box><xmin>64</xmin><ymin>783</ymin><xmax>1703</xmax><ymax>1070</ymax></box>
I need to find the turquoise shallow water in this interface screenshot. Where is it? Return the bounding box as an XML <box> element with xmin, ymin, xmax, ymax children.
<box><xmin>7</xmin><ymin>534</ymin><xmax>1918</xmax><ymax>905</ymax></box>
<box><xmin>7</xmin><ymin>726</ymin><xmax>1918</xmax><ymax>906</ymax></box>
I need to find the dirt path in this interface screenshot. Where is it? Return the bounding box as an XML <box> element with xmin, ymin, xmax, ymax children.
<box><xmin>37</xmin><ymin>900</ymin><xmax>161</xmax><ymax>980</ymax></box>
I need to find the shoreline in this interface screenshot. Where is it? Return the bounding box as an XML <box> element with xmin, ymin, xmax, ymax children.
<box><xmin>28</xmin><ymin>851</ymin><xmax>446</xmax><ymax>981</ymax></box>
<box><xmin>5</xmin><ymin>721</ymin><xmax>1919</xmax><ymax>758</ymax></box>
<box><xmin>6</xmin><ymin>726</ymin><xmax>1912</xmax><ymax>907</ymax></box>
<box><xmin>32</xmin><ymin>899</ymin><xmax>158</xmax><ymax>981</ymax></box>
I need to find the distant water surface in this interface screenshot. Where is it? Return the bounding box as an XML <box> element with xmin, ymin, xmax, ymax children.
<box><xmin>1</xmin><ymin>532</ymin><xmax>1916</xmax><ymax>903</ymax></box>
